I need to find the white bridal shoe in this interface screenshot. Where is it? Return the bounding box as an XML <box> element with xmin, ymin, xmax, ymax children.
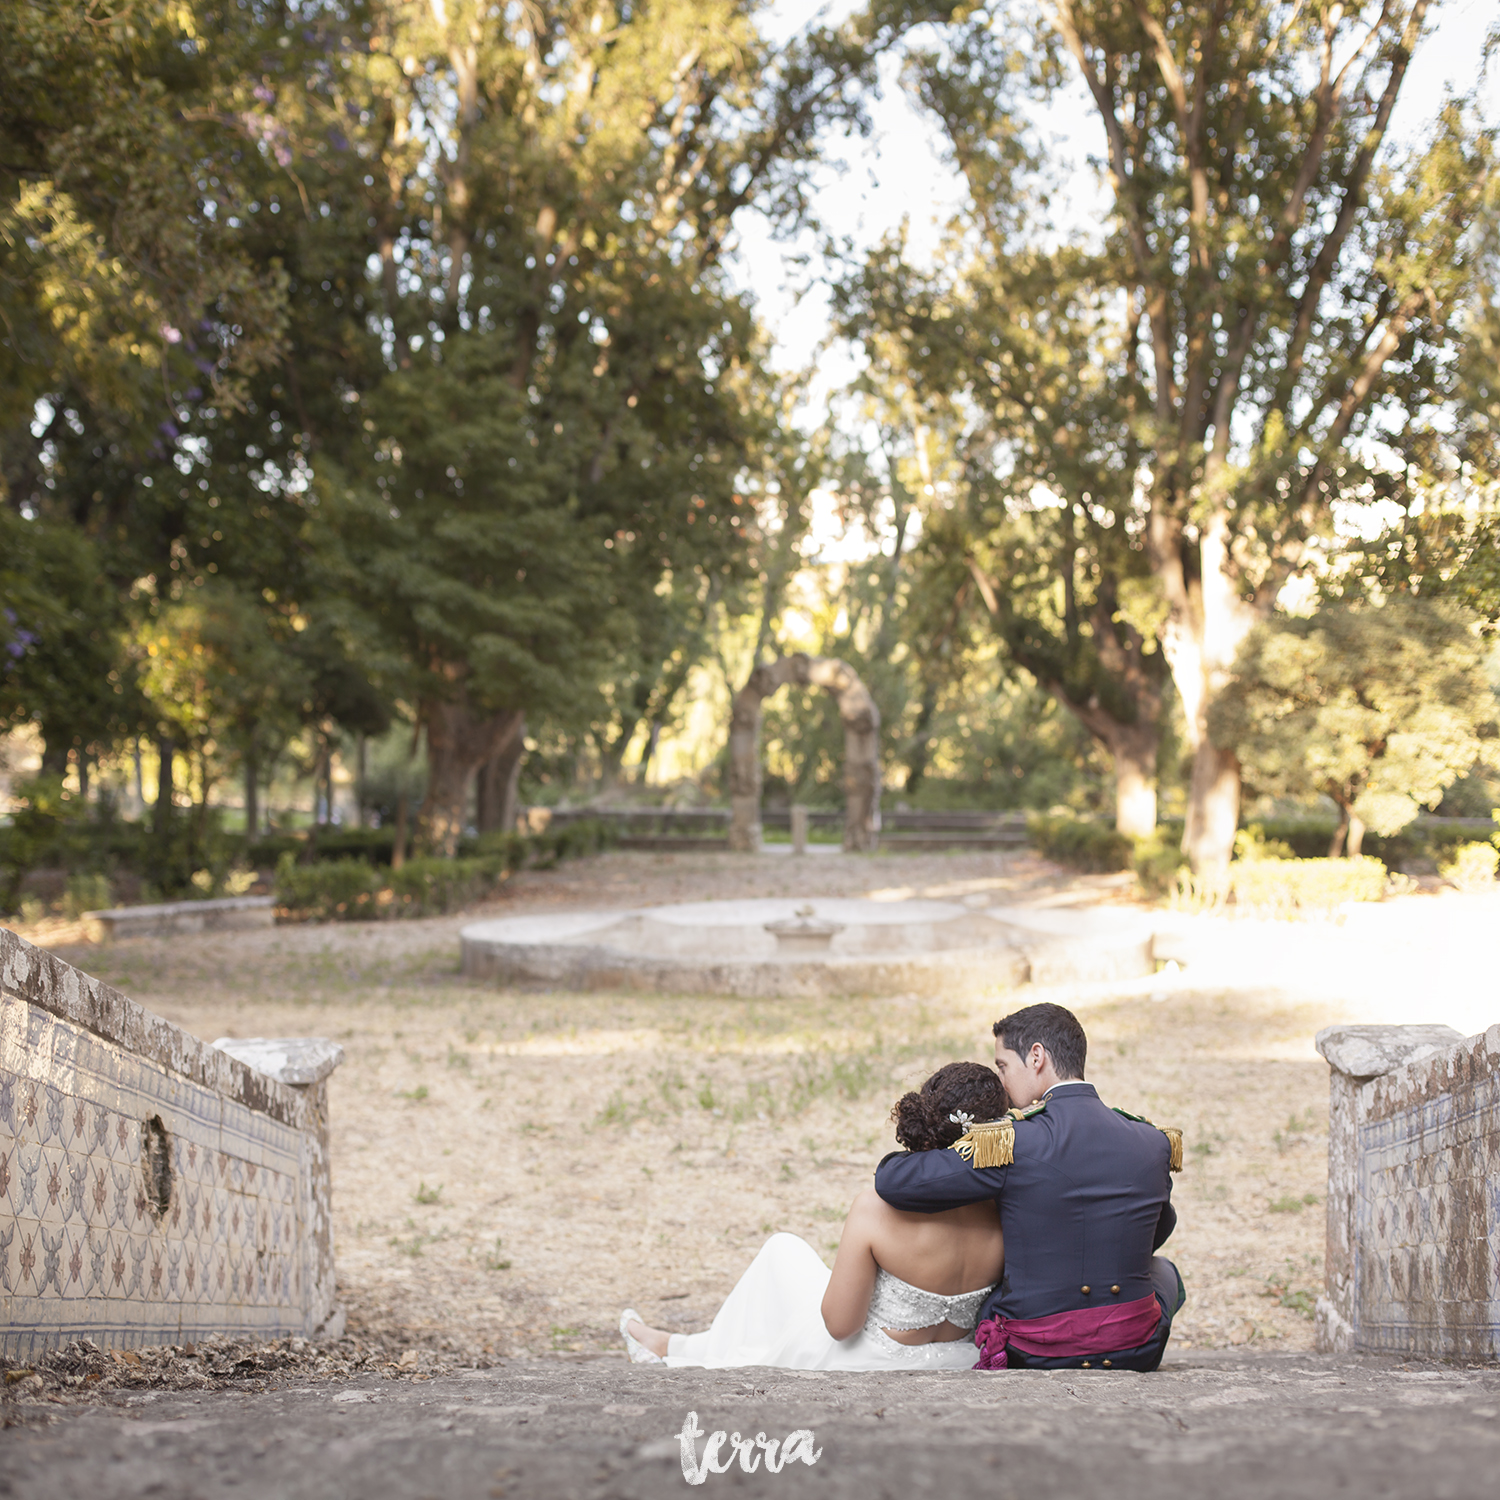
<box><xmin>620</xmin><ymin>1308</ymin><xmax>666</xmax><ymax>1365</ymax></box>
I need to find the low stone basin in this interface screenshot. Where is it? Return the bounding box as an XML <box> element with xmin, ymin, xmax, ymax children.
<box><xmin>459</xmin><ymin>896</ymin><xmax>1156</xmax><ymax>997</ymax></box>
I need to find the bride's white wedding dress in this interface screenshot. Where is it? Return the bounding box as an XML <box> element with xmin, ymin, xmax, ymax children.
<box><xmin>663</xmin><ymin>1232</ymin><xmax>989</xmax><ymax>1371</ymax></box>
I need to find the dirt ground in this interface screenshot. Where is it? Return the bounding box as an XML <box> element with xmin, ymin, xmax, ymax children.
<box><xmin>35</xmin><ymin>848</ymin><xmax>1340</xmax><ymax>1365</ymax></box>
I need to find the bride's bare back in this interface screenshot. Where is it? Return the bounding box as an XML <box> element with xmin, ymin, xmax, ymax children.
<box><xmin>821</xmin><ymin>1187</ymin><xmax>1003</xmax><ymax>1345</ymax></box>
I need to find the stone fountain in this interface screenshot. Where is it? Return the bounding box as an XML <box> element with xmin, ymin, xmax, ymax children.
<box><xmin>459</xmin><ymin>897</ymin><xmax>1157</xmax><ymax>997</ymax></box>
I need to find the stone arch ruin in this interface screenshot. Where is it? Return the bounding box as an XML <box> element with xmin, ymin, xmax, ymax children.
<box><xmin>727</xmin><ymin>653</ymin><xmax>881</xmax><ymax>853</ymax></box>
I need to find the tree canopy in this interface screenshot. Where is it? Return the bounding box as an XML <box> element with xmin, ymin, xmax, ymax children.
<box><xmin>1210</xmin><ymin>596</ymin><xmax>1498</xmax><ymax>855</ymax></box>
<box><xmin>2</xmin><ymin>0</ymin><xmax>1497</xmax><ymax>889</ymax></box>
<box><xmin>836</xmin><ymin>0</ymin><xmax>1496</xmax><ymax>866</ymax></box>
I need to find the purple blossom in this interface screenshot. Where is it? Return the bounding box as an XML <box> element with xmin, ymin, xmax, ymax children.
<box><xmin>3</xmin><ymin>611</ymin><xmax>37</xmax><ymax>663</ymax></box>
<box><xmin>253</xmin><ymin>83</ymin><xmax>276</xmax><ymax>104</ymax></box>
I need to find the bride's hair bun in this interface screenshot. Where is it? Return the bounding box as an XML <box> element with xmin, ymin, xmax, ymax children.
<box><xmin>891</xmin><ymin>1091</ymin><xmax>947</xmax><ymax>1152</ymax></box>
<box><xmin>890</xmin><ymin>1061</ymin><xmax>1009</xmax><ymax>1153</ymax></box>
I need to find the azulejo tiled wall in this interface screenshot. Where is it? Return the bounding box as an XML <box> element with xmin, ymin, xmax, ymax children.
<box><xmin>1</xmin><ymin>926</ymin><xmax>341</xmax><ymax>1357</ymax></box>
<box><xmin>1316</xmin><ymin>1022</ymin><xmax>1500</xmax><ymax>1359</ymax></box>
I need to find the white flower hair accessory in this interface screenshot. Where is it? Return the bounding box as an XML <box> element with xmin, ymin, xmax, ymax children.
<box><xmin>948</xmin><ymin>1110</ymin><xmax>975</xmax><ymax>1127</ymax></box>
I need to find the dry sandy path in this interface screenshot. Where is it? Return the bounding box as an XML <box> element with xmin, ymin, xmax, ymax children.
<box><xmin>34</xmin><ymin>848</ymin><xmax>1393</xmax><ymax>1363</ymax></box>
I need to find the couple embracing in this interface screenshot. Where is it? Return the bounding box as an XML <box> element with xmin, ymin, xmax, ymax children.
<box><xmin>622</xmin><ymin>1003</ymin><xmax>1184</xmax><ymax>1374</ymax></box>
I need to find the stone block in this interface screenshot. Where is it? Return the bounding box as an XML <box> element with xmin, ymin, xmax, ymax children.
<box><xmin>84</xmin><ymin>895</ymin><xmax>275</xmax><ymax>942</ymax></box>
<box><xmin>1315</xmin><ymin>1019</ymin><xmax>1500</xmax><ymax>1359</ymax></box>
<box><xmin>1</xmin><ymin>925</ymin><xmax>342</xmax><ymax>1356</ymax></box>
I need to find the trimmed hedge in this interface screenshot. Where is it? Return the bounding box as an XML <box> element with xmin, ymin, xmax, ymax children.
<box><xmin>1027</xmin><ymin>813</ymin><xmax>1394</xmax><ymax>914</ymax></box>
<box><xmin>1439</xmin><ymin>841</ymin><xmax>1499</xmax><ymax>891</ymax></box>
<box><xmin>273</xmin><ymin>818</ymin><xmax>616</xmax><ymax>922</ymax></box>
<box><xmin>1227</xmin><ymin>855</ymin><xmax>1388</xmax><ymax>916</ymax></box>
<box><xmin>1026</xmin><ymin>814</ymin><xmax>1134</xmax><ymax>872</ymax></box>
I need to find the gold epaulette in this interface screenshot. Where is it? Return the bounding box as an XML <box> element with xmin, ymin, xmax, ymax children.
<box><xmin>951</xmin><ymin>1102</ymin><xmax>1046</xmax><ymax>1169</ymax></box>
<box><xmin>1112</xmin><ymin>1107</ymin><xmax>1184</xmax><ymax>1173</ymax></box>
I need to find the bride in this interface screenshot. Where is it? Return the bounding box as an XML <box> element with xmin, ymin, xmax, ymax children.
<box><xmin>620</xmin><ymin>1062</ymin><xmax>1006</xmax><ymax>1371</ymax></box>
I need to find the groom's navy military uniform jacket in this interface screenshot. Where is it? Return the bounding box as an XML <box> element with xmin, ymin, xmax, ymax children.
<box><xmin>873</xmin><ymin>1083</ymin><xmax>1180</xmax><ymax>1370</ymax></box>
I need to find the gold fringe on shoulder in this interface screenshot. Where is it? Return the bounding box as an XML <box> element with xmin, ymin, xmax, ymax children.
<box><xmin>951</xmin><ymin>1118</ymin><xmax>1015</xmax><ymax>1169</ymax></box>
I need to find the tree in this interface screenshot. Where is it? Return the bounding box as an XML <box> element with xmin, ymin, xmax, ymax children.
<box><xmin>854</xmin><ymin>0</ymin><xmax>1493</xmax><ymax>870</ymax></box>
<box><xmin>1</xmin><ymin>0</ymin><xmax>288</xmax><ymax>504</ymax></box>
<box><xmin>840</xmin><ymin>240</ymin><xmax>1173</xmax><ymax>833</ymax></box>
<box><xmin>269</xmin><ymin>0</ymin><xmax>959</xmax><ymax>852</ymax></box>
<box><xmin>0</xmin><ymin>510</ymin><xmax>138</xmax><ymax>775</ymax></box>
<box><xmin>1209</xmin><ymin>597</ymin><xmax>1498</xmax><ymax>856</ymax></box>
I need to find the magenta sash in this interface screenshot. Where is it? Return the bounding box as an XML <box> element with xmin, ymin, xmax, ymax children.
<box><xmin>973</xmin><ymin>1293</ymin><xmax>1162</xmax><ymax>1370</ymax></box>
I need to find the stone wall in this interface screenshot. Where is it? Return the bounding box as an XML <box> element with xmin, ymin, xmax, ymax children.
<box><xmin>1</xmin><ymin>926</ymin><xmax>342</xmax><ymax>1357</ymax></box>
<box><xmin>1316</xmin><ymin>1022</ymin><xmax>1500</xmax><ymax>1359</ymax></box>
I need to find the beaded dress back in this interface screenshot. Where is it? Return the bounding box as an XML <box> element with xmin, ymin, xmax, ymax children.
<box><xmin>865</xmin><ymin>1269</ymin><xmax>993</xmax><ymax>1334</ymax></box>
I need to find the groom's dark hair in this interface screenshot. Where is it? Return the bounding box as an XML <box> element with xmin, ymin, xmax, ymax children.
<box><xmin>993</xmin><ymin>1003</ymin><xmax>1087</xmax><ymax>1080</ymax></box>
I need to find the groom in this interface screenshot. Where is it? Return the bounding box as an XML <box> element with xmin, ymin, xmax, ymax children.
<box><xmin>873</xmin><ymin>1001</ymin><xmax>1184</xmax><ymax>1371</ymax></box>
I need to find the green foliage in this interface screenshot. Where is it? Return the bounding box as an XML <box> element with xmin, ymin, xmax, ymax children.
<box><xmin>1212</xmin><ymin>599</ymin><xmax>1498</xmax><ymax>847</ymax></box>
<box><xmin>1439</xmin><ymin>842</ymin><xmax>1499</xmax><ymax>892</ymax></box>
<box><xmin>0</xmin><ymin>0</ymin><xmax>287</xmax><ymax>463</ymax></box>
<box><xmin>1234</xmin><ymin>826</ymin><xmax>1296</xmax><ymax>863</ymax></box>
<box><xmin>1261</xmin><ymin>1260</ymin><xmax>1320</xmax><ymax>1320</ymax></box>
<box><xmin>273</xmin><ymin>855</ymin><xmax>382</xmax><ymax>922</ymax></box>
<box><xmin>1133</xmin><ymin>829</ymin><xmax>1188</xmax><ymax>897</ymax></box>
<box><xmin>0</xmin><ymin>514</ymin><xmax>139</xmax><ymax>761</ymax></box>
<box><xmin>838</xmin><ymin>2</ymin><xmax>1494</xmax><ymax>865</ymax></box>
<box><xmin>1026</xmin><ymin>813</ymin><xmax>1134</xmax><ymax>872</ymax></box>
<box><xmin>63</xmin><ymin>873</ymin><xmax>114</xmax><ymax>921</ymax></box>
<box><xmin>272</xmin><ymin>818</ymin><xmax>616</xmax><ymax>921</ymax></box>
<box><xmin>0</xmin><ymin>776</ymin><xmax>92</xmax><ymax>913</ymax></box>
<box><xmin>1227</xmin><ymin>856</ymin><xmax>1388</xmax><ymax>918</ymax></box>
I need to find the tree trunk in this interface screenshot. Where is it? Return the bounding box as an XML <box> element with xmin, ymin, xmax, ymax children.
<box><xmin>640</xmin><ymin>720</ymin><xmax>662</xmax><ymax>783</ymax></box>
<box><xmin>392</xmin><ymin>792</ymin><xmax>408</xmax><ymax>869</ymax></box>
<box><xmin>243</xmin><ymin>747</ymin><xmax>259</xmax><ymax>839</ymax></box>
<box><xmin>195</xmin><ymin>747</ymin><xmax>213</xmax><ymax>848</ymax></box>
<box><xmin>477</xmin><ymin>715</ymin><xmax>526</xmax><ymax>834</ymax></box>
<box><xmin>1184</xmin><ymin>741</ymin><xmax>1241</xmax><ymax>875</ymax></box>
<box><xmin>1157</xmin><ymin>513</ymin><xmax>1258</xmax><ymax>876</ymax></box>
<box><xmin>1347</xmin><ymin>814</ymin><xmax>1367</xmax><ymax>858</ymax></box>
<box><xmin>1045</xmin><ymin>690</ymin><xmax>1163</xmax><ymax>840</ymax></box>
<box><xmin>417</xmin><ymin>698</ymin><xmax>526</xmax><ymax>856</ymax></box>
<box><xmin>904</xmin><ymin>682</ymin><xmax>938</xmax><ymax>795</ymax></box>
<box><xmin>728</xmin><ymin>655</ymin><xmax>881</xmax><ymax>853</ymax></box>
<box><xmin>1328</xmin><ymin>803</ymin><xmax>1350</xmax><ymax>858</ymax></box>
<box><xmin>1108</xmin><ymin>727</ymin><xmax>1158</xmax><ymax>839</ymax></box>
<box><xmin>596</xmin><ymin>716</ymin><xmax>640</xmax><ymax>790</ymax></box>
<box><xmin>355</xmin><ymin>734</ymin><xmax>367</xmax><ymax>829</ymax></box>
<box><xmin>154</xmin><ymin>736</ymin><xmax>174</xmax><ymax>839</ymax></box>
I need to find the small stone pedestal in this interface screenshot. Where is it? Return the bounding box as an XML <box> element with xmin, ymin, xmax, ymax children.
<box><xmin>790</xmin><ymin>806</ymin><xmax>809</xmax><ymax>856</ymax></box>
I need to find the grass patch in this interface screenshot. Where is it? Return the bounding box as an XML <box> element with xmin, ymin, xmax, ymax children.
<box><xmin>1261</xmin><ymin>1259</ymin><xmax>1320</xmax><ymax>1318</ymax></box>
<box><xmin>1268</xmin><ymin>1193</ymin><xmax>1320</xmax><ymax>1214</ymax></box>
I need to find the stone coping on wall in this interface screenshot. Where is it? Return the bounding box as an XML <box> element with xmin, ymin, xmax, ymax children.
<box><xmin>1</xmin><ymin>927</ymin><xmax>308</xmax><ymax>1131</ymax></box>
<box><xmin>1314</xmin><ymin>1023</ymin><xmax>1469</xmax><ymax>1081</ymax></box>
<box><xmin>83</xmin><ymin>895</ymin><xmax>275</xmax><ymax>942</ymax></box>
